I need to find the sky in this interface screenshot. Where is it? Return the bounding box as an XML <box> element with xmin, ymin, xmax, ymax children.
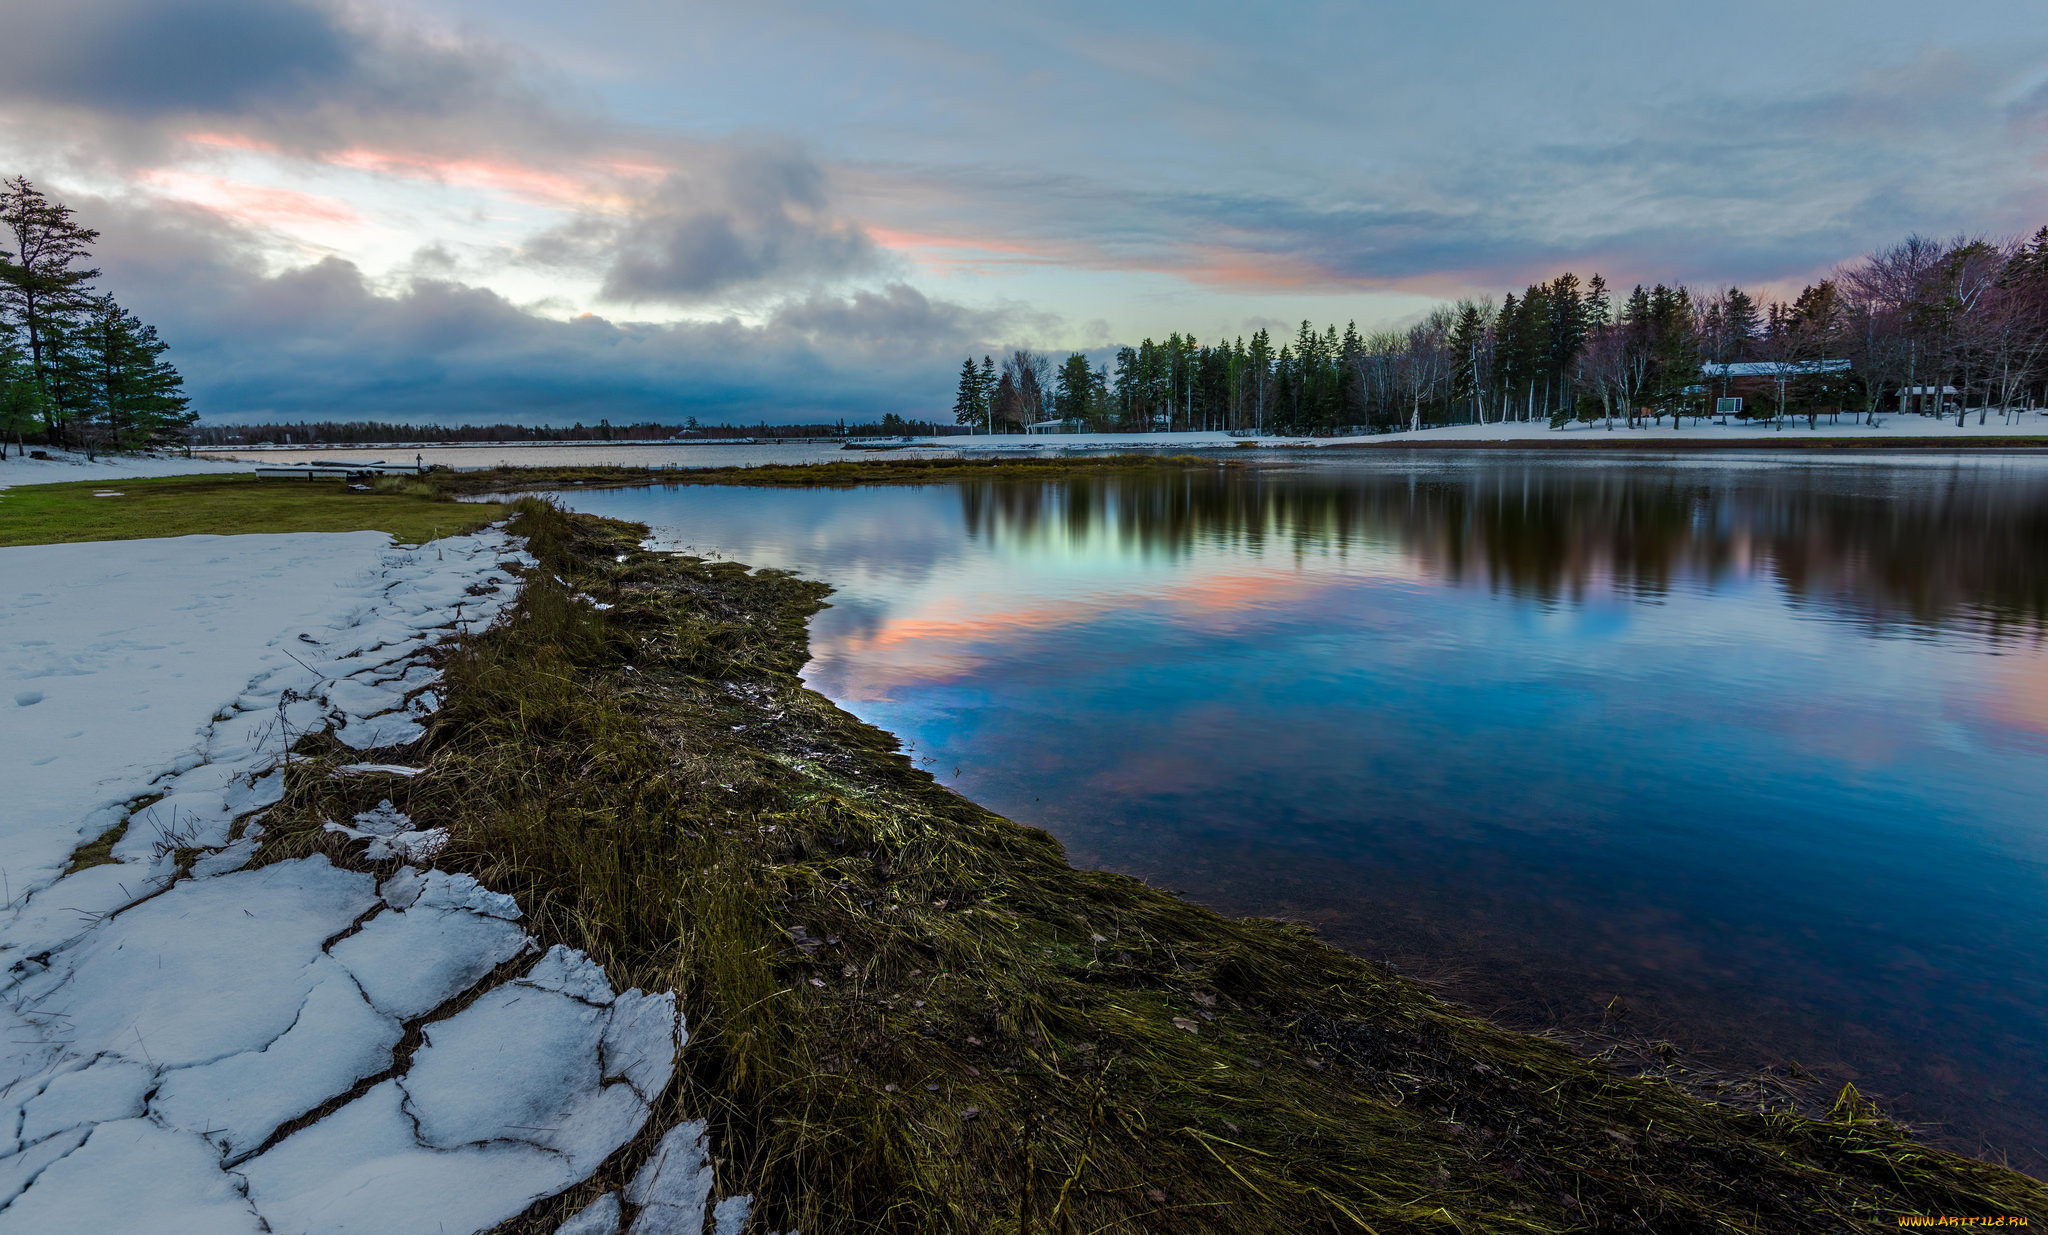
<box><xmin>3</xmin><ymin>0</ymin><xmax>2045</xmax><ymax>425</ymax></box>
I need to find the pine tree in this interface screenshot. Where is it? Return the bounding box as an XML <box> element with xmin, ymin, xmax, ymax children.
<box><xmin>1583</xmin><ymin>274</ymin><xmax>1611</xmax><ymax>329</ymax></box>
<box><xmin>1548</xmin><ymin>273</ymin><xmax>1586</xmax><ymax>387</ymax></box>
<box><xmin>0</xmin><ymin>177</ymin><xmax>102</xmax><ymax>448</ymax></box>
<box><xmin>1493</xmin><ymin>293</ymin><xmax>1523</xmax><ymax>420</ymax></box>
<box><xmin>953</xmin><ymin>357</ymin><xmax>983</xmax><ymax>430</ymax></box>
<box><xmin>1247</xmin><ymin>329</ymin><xmax>1273</xmax><ymax>432</ymax></box>
<box><xmin>0</xmin><ymin>328</ymin><xmax>39</xmax><ymax>456</ymax></box>
<box><xmin>1516</xmin><ymin>283</ymin><xmax>1552</xmax><ymax>419</ymax></box>
<box><xmin>1055</xmin><ymin>352</ymin><xmax>1093</xmax><ymax>425</ymax></box>
<box><xmin>1449</xmin><ymin>304</ymin><xmax>1485</xmax><ymax>421</ymax></box>
<box><xmin>1723</xmin><ymin>287</ymin><xmax>1761</xmax><ymax>359</ymax></box>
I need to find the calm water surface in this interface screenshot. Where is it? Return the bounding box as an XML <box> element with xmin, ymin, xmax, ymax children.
<box><xmin>563</xmin><ymin>455</ymin><xmax>2048</xmax><ymax>1170</ymax></box>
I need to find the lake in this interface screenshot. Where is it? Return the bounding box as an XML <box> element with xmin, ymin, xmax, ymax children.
<box><xmin>561</xmin><ymin>452</ymin><xmax>2048</xmax><ymax>1171</ymax></box>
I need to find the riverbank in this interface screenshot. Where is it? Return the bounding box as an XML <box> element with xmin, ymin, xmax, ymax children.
<box><xmin>247</xmin><ymin>495</ymin><xmax>2044</xmax><ymax>1232</ymax></box>
<box><xmin>5</xmin><ymin>470</ymin><xmax>2045</xmax><ymax>1231</ymax></box>
<box><xmin>0</xmin><ymin>514</ymin><xmax>738</xmax><ymax>1234</ymax></box>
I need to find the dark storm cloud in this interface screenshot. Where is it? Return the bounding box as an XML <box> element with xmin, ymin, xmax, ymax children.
<box><xmin>0</xmin><ymin>0</ymin><xmax>355</xmax><ymax>117</ymax></box>
<box><xmin>0</xmin><ymin>0</ymin><xmax>576</xmax><ymax>165</ymax></box>
<box><xmin>772</xmin><ymin>283</ymin><xmax>1020</xmax><ymax>349</ymax></box>
<box><xmin>528</xmin><ymin>146</ymin><xmax>881</xmax><ymax>304</ymax></box>
<box><xmin>82</xmin><ymin>198</ymin><xmax>1012</xmax><ymax>423</ymax></box>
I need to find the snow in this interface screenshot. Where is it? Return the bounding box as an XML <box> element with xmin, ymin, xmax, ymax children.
<box><xmin>624</xmin><ymin>1120</ymin><xmax>714</xmax><ymax>1235</ymax></box>
<box><xmin>0</xmin><ymin>447</ymin><xmax>247</xmax><ymax>491</ymax></box>
<box><xmin>6</xmin><ymin>856</ymin><xmax>382</xmax><ymax>1070</ymax></box>
<box><xmin>557</xmin><ymin>1192</ymin><xmax>623</xmax><ymax>1234</ymax></box>
<box><xmin>0</xmin><ymin>523</ymin><xmax>724</xmax><ymax>1234</ymax></box>
<box><xmin>325</xmin><ymin>800</ymin><xmax>452</xmax><ymax>862</ymax></box>
<box><xmin>1</xmin><ymin>532</ymin><xmax>409</xmax><ymax>897</ymax></box>
<box><xmin>17</xmin><ymin>1059</ymin><xmax>153</xmax><ymax>1145</ymax></box>
<box><xmin>896</xmin><ymin>411</ymin><xmax>2048</xmax><ymax>453</ymax></box>
<box><xmin>0</xmin><ymin>1119</ymin><xmax>267</xmax><ymax>1235</ymax></box>
<box><xmin>1306</xmin><ymin>411</ymin><xmax>2048</xmax><ymax>446</ymax></box>
<box><xmin>150</xmin><ymin>960</ymin><xmax>402</xmax><ymax>1159</ymax></box>
<box><xmin>238</xmin><ymin>1078</ymin><xmax>570</xmax><ymax>1235</ymax></box>
<box><xmin>330</xmin><ymin>870</ymin><xmax>529</xmax><ymax>1020</ymax></box>
<box><xmin>711</xmin><ymin>1195</ymin><xmax>754</xmax><ymax>1235</ymax></box>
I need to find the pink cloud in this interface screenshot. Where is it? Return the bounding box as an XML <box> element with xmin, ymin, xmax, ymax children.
<box><xmin>140</xmin><ymin>171</ymin><xmax>363</xmax><ymax>229</ymax></box>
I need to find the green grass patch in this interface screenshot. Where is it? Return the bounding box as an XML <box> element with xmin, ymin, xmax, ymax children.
<box><xmin>251</xmin><ymin>500</ymin><xmax>2047</xmax><ymax>1234</ymax></box>
<box><xmin>0</xmin><ymin>473</ymin><xmax>508</xmax><ymax>546</ymax></box>
<box><xmin>64</xmin><ymin>818</ymin><xmax>135</xmax><ymax>873</ymax></box>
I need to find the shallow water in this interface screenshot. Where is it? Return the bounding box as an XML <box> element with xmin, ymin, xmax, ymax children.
<box><xmin>563</xmin><ymin>453</ymin><xmax>2048</xmax><ymax>1171</ymax></box>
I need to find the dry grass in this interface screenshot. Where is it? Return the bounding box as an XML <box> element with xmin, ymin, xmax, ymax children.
<box><xmin>251</xmin><ymin>499</ymin><xmax>2047</xmax><ymax>1234</ymax></box>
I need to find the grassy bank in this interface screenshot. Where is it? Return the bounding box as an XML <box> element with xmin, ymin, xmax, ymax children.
<box><xmin>0</xmin><ymin>473</ymin><xmax>507</xmax><ymax>546</ymax></box>
<box><xmin>255</xmin><ymin>500</ymin><xmax>2043</xmax><ymax>1234</ymax></box>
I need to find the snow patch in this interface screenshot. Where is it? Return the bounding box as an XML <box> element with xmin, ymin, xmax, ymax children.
<box><xmin>556</xmin><ymin>1192</ymin><xmax>622</xmax><ymax>1235</ymax></box>
<box><xmin>624</xmin><ymin>1120</ymin><xmax>714</xmax><ymax>1235</ymax></box>
<box><xmin>324</xmin><ymin>800</ymin><xmax>451</xmax><ymax>862</ymax></box>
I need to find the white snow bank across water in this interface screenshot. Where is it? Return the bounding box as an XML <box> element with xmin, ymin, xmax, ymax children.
<box><xmin>0</xmin><ymin>447</ymin><xmax>247</xmax><ymax>490</ymax></box>
<box><xmin>0</xmin><ymin>528</ymin><xmax>737</xmax><ymax>1234</ymax></box>
<box><xmin>881</xmin><ymin>412</ymin><xmax>2048</xmax><ymax>453</ymax></box>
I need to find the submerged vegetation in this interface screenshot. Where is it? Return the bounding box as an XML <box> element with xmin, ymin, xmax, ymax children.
<box><xmin>252</xmin><ymin>499</ymin><xmax>2043</xmax><ymax>1232</ymax></box>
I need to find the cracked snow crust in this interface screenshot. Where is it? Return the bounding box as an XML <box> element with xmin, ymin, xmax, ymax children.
<box><xmin>0</xmin><ymin>529</ymin><xmax>735</xmax><ymax>1235</ymax></box>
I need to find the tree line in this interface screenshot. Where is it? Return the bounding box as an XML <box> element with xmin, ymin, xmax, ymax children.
<box><xmin>954</xmin><ymin>227</ymin><xmax>2048</xmax><ymax>434</ymax></box>
<box><xmin>192</xmin><ymin>415</ymin><xmax>974</xmax><ymax>447</ymax></box>
<box><xmin>1</xmin><ymin>177</ymin><xmax>192</xmax><ymax>457</ymax></box>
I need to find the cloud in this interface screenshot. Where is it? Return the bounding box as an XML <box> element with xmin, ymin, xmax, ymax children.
<box><xmin>848</xmin><ymin>39</ymin><xmax>2048</xmax><ymax>301</ymax></box>
<box><xmin>0</xmin><ymin>0</ymin><xmax>354</xmax><ymax>118</ymax></box>
<box><xmin>527</xmin><ymin>144</ymin><xmax>880</xmax><ymax>303</ymax></box>
<box><xmin>0</xmin><ymin>0</ymin><xmax>580</xmax><ymax>171</ymax></box>
<box><xmin>78</xmin><ymin>197</ymin><xmax>1018</xmax><ymax>424</ymax></box>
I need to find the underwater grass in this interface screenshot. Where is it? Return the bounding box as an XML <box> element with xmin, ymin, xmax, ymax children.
<box><xmin>254</xmin><ymin>498</ymin><xmax>2047</xmax><ymax>1233</ymax></box>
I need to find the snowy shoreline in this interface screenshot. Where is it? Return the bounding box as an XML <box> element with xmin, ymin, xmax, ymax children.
<box><xmin>3</xmin><ymin>415</ymin><xmax>2043</xmax><ymax>498</ymax></box>
<box><xmin>176</xmin><ymin>412</ymin><xmax>2048</xmax><ymax>473</ymax></box>
<box><xmin>0</xmin><ymin>523</ymin><xmax>742</xmax><ymax>1234</ymax></box>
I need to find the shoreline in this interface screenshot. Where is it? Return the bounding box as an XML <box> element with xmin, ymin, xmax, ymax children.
<box><xmin>183</xmin><ymin>417</ymin><xmax>2048</xmax><ymax>467</ymax></box>
<box><xmin>261</xmin><ymin>496</ymin><xmax>2036</xmax><ymax>1232</ymax></box>
<box><xmin>6</xmin><ymin>469</ymin><xmax>2046</xmax><ymax>1230</ymax></box>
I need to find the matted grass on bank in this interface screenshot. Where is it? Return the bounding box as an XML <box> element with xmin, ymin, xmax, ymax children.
<box><xmin>253</xmin><ymin>499</ymin><xmax>2046</xmax><ymax>1234</ymax></box>
<box><xmin>0</xmin><ymin>473</ymin><xmax>509</xmax><ymax>547</ymax></box>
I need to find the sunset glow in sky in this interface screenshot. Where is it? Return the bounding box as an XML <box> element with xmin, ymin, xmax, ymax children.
<box><xmin>4</xmin><ymin>0</ymin><xmax>2046</xmax><ymax>422</ymax></box>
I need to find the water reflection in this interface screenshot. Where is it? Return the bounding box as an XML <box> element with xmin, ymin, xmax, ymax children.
<box><xmin>954</xmin><ymin>461</ymin><xmax>2048</xmax><ymax>634</ymax></box>
<box><xmin>562</xmin><ymin>454</ymin><xmax>2048</xmax><ymax>1172</ymax></box>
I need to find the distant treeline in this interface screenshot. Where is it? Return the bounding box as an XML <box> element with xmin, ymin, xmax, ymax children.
<box><xmin>954</xmin><ymin>227</ymin><xmax>2048</xmax><ymax>435</ymax></box>
<box><xmin>2</xmin><ymin>177</ymin><xmax>192</xmax><ymax>456</ymax></box>
<box><xmin>194</xmin><ymin>414</ymin><xmax>973</xmax><ymax>447</ymax></box>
